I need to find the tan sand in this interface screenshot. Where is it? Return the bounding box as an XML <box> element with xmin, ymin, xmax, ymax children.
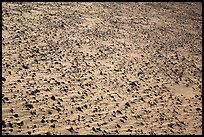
<box><xmin>2</xmin><ymin>2</ymin><xmax>202</xmax><ymax>135</ymax></box>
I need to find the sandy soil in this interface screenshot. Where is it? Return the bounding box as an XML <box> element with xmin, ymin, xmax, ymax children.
<box><xmin>2</xmin><ymin>2</ymin><xmax>202</xmax><ymax>135</ymax></box>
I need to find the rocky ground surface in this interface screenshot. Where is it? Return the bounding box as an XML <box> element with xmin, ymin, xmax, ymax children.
<box><xmin>2</xmin><ymin>2</ymin><xmax>202</xmax><ymax>135</ymax></box>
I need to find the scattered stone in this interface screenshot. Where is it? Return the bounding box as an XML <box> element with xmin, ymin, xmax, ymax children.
<box><xmin>48</xmin><ymin>110</ymin><xmax>52</xmax><ymax>114</ymax></box>
<box><xmin>27</xmin><ymin>131</ymin><xmax>31</xmax><ymax>135</ymax></box>
<box><xmin>196</xmin><ymin>108</ymin><xmax>201</xmax><ymax>111</ymax></box>
<box><xmin>17</xmin><ymin>79</ymin><xmax>21</xmax><ymax>82</ymax></box>
<box><xmin>116</xmin><ymin>124</ymin><xmax>121</xmax><ymax>128</ymax></box>
<box><xmin>168</xmin><ymin>123</ymin><xmax>174</xmax><ymax>128</ymax></box>
<box><xmin>30</xmin><ymin>89</ymin><xmax>40</xmax><ymax>95</ymax></box>
<box><xmin>2</xmin><ymin>120</ymin><xmax>6</xmax><ymax>128</ymax></box>
<box><xmin>41</xmin><ymin>119</ymin><xmax>45</xmax><ymax>123</ymax></box>
<box><xmin>92</xmin><ymin>127</ymin><xmax>98</xmax><ymax>132</ymax></box>
<box><xmin>67</xmin><ymin>127</ymin><xmax>78</xmax><ymax>133</ymax></box>
<box><xmin>50</xmin><ymin>124</ymin><xmax>55</xmax><ymax>128</ymax></box>
<box><xmin>9</xmin><ymin>109</ymin><xmax>14</xmax><ymax>113</ymax></box>
<box><xmin>16</xmin><ymin>121</ymin><xmax>24</xmax><ymax>126</ymax></box>
<box><xmin>4</xmin><ymin>97</ymin><xmax>9</xmax><ymax>101</ymax></box>
<box><xmin>51</xmin><ymin>95</ymin><xmax>56</xmax><ymax>100</ymax></box>
<box><xmin>77</xmin><ymin>107</ymin><xmax>83</xmax><ymax>112</ymax></box>
<box><xmin>116</xmin><ymin>110</ymin><xmax>122</xmax><ymax>115</ymax></box>
<box><xmin>9</xmin><ymin>122</ymin><xmax>13</xmax><ymax>128</ymax></box>
<box><xmin>125</xmin><ymin>102</ymin><xmax>130</xmax><ymax>107</ymax></box>
<box><xmin>25</xmin><ymin>103</ymin><xmax>34</xmax><ymax>110</ymax></box>
<box><xmin>45</xmin><ymin>132</ymin><xmax>52</xmax><ymax>135</ymax></box>
<box><xmin>22</xmin><ymin>65</ymin><xmax>29</xmax><ymax>69</ymax></box>
<box><xmin>56</xmin><ymin>107</ymin><xmax>61</xmax><ymax>112</ymax></box>
<box><xmin>2</xmin><ymin>77</ymin><xmax>6</xmax><ymax>81</ymax></box>
<box><xmin>13</xmin><ymin>114</ymin><xmax>19</xmax><ymax>118</ymax></box>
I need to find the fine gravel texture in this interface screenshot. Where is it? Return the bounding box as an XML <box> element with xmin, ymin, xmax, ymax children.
<box><xmin>2</xmin><ymin>2</ymin><xmax>202</xmax><ymax>135</ymax></box>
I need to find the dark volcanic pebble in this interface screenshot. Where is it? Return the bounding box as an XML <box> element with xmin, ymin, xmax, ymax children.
<box><xmin>13</xmin><ymin>114</ymin><xmax>19</xmax><ymax>118</ymax></box>
<box><xmin>2</xmin><ymin>77</ymin><xmax>6</xmax><ymax>81</ymax></box>
<box><xmin>2</xmin><ymin>120</ymin><xmax>6</xmax><ymax>128</ymax></box>
<box><xmin>25</xmin><ymin>103</ymin><xmax>34</xmax><ymax>109</ymax></box>
<box><xmin>125</xmin><ymin>102</ymin><xmax>130</xmax><ymax>107</ymax></box>
<box><xmin>50</xmin><ymin>124</ymin><xmax>55</xmax><ymax>128</ymax></box>
<box><xmin>8</xmin><ymin>122</ymin><xmax>13</xmax><ymax>128</ymax></box>
<box><xmin>41</xmin><ymin>119</ymin><xmax>45</xmax><ymax>123</ymax></box>
<box><xmin>17</xmin><ymin>79</ymin><xmax>21</xmax><ymax>82</ymax></box>
<box><xmin>51</xmin><ymin>95</ymin><xmax>56</xmax><ymax>100</ymax></box>
<box><xmin>22</xmin><ymin>65</ymin><xmax>29</xmax><ymax>69</ymax></box>
<box><xmin>77</xmin><ymin>107</ymin><xmax>83</xmax><ymax>112</ymax></box>
<box><xmin>116</xmin><ymin>110</ymin><xmax>123</xmax><ymax>115</ymax></box>
<box><xmin>30</xmin><ymin>89</ymin><xmax>40</xmax><ymax>95</ymax></box>
<box><xmin>27</xmin><ymin>131</ymin><xmax>31</xmax><ymax>135</ymax></box>
<box><xmin>4</xmin><ymin>97</ymin><xmax>9</xmax><ymax>101</ymax></box>
<box><xmin>67</xmin><ymin>127</ymin><xmax>75</xmax><ymax>133</ymax></box>
<box><xmin>17</xmin><ymin>121</ymin><xmax>24</xmax><ymax>126</ymax></box>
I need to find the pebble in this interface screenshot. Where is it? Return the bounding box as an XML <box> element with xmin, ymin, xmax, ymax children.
<box><xmin>25</xmin><ymin>103</ymin><xmax>34</xmax><ymax>110</ymax></box>
<box><xmin>2</xmin><ymin>77</ymin><xmax>6</xmax><ymax>81</ymax></box>
<box><xmin>51</xmin><ymin>95</ymin><xmax>56</xmax><ymax>100</ymax></box>
<box><xmin>16</xmin><ymin>121</ymin><xmax>24</xmax><ymax>126</ymax></box>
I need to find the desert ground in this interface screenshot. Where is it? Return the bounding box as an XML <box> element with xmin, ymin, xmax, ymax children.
<box><xmin>2</xmin><ymin>2</ymin><xmax>202</xmax><ymax>135</ymax></box>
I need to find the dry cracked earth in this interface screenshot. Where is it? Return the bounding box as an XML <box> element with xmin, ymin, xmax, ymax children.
<box><xmin>2</xmin><ymin>2</ymin><xmax>202</xmax><ymax>135</ymax></box>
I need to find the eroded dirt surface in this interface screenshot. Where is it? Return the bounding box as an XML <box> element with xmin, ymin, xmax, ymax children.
<box><xmin>2</xmin><ymin>2</ymin><xmax>202</xmax><ymax>135</ymax></box>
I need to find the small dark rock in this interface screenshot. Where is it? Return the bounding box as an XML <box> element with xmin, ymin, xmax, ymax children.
<box><xmin>48</xmin><ymin>110</ymin><xmax>52</xmax><ymax>114</ymax></box>
<box><xmin>129</xmin><ymin>81</ymin><xmax>137</xmax><ymax>87</ymax></box>
<box><xmin>120</xmin><ymin>119</ymin><xmax>125</xmax><ymax>123</ymax></box>
<box><xmin>9</xmin><ymin>109</ymin><xmax>14</xmax><ymax>113</ymax></box>
<box><xmin>13</xmin><ymin>114</ymin><xmax>19</xmax><ymax>118</ymax></box>
<box><xmin>116</xmin><ymin>124</ymin><xmax>121</xmax><ymax>128</ymax></box>
<box><xmin>41</xmin><ymin>119</ymin><xmax>45</xmax><ymax>123</ymax></box>
<box><xmin>2</xmin><ymin>120</ymin><xmax>6</xmax><ymax>128</ymax></box>
<box><xmin>116</xmin><ymin>110</ymin><xmax>122</xmax><ymax>115</ymax></box>
<box><xmin>50</xmin><ymin>124</ymin><xmax>55</xmax><ymax>128</ymax></box>
<box><xmin>28</xmin><ymin>131</ymin><xmax>31</xmax><ymax>135</ymax></box>
<box><xmin>8</xmin><ymin>122</ymin><xmax>13</xmax><ymax>128</ymax></box>
<box><xmin>56</xmin><ymin>107</ymin><xmax>61</xmax><ymax>112</ymax></box>
<box><xmin>25</xmin><ymin>103</ymin><xmax>33</xmax><ymax>110</ymax></box>
<box><xmin>2</xmin><ymin>77</ymin><xmax>6</xmax><ymax>81</ymax></box>
<box><xmin>168</xmin><ymin>123</ymin><xmax>174</xmax><ymax>128</ymax></box>
<box><xmin>30</xmin><ymin>111</ymin><xmax>36</xmax><ymax>115</ymax></box>
<box><xmin>22</xmin><ymin>65</ymin><xmax>29</xmax><ymax>69</ymax></box>
<box><xmin>125</xmin><ymin>102</ymin><xmax>130</xmax><ymax>107</ymax></box>
<box><xmin>83</xmin><ymin>104</ymin><xmax>88</xmax><ymax>109</ymax></box>
<box><xmin>51</xmin><ymin>95</ymin><xmax>56</xmax><ymax>100</ymax></box>
<box><xmin>196</xmin><ymin>108</ymin><xmax>201</xmax><ymax>111</ymax></box>
<box><xmin>127</xmin><ymin>128</ymin><xmax>132</xmax><ymax>132</ymax></box>
<box><xmin>30</xmin><ymin>89</ymin><xmax>40</xmax><ymax>95</ymax></box>
<box><xmin>4</xmin><ymin>97</ymin><xmax>9</xmax><ymax>101</ymax></box>
<box><xmin>56</xmin><ymin>81</ymin><xmax>60</xmax><ymax>85</ymax></box>
<box><xmin>17</xmin><ymin>79</ymin><xmax>21</xmax><ymax>82</ymax></box>
<box><xmin>96</xmin><ymin>127</ymin><xmax>101</xmax><ymax>131</ymax></box>
<box><xmin>67</xmin><ymin>127</ymin><xmax>75</xmax><ymax>132</ymax></box>
<box><xmin>115</xmin><ymin>130</ymin><xmax>119</xmax><ymax>134</ymax></box>
<box><xmin>92</xmin><ymin>127</ymin><xmax>98</xmax><ymax>132</ymax></box>
<box><xmin>160</xmin><ymin>117</ymin><xmax>164</xmax><ymax>121</ymax></box>
<box><xmin>77</xmin><ymin>107</ymin><xmax>83</xmax><ymax>112</ymax></box>
<box><xmin>16</xmin><ymin>121</ymin><xmax>24</xmax><ymax>126</ymax></box>
<box><xmin>45</xmin><ymin>132</ymin><xmax>52</xmax><ymax>135</ymax></box>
